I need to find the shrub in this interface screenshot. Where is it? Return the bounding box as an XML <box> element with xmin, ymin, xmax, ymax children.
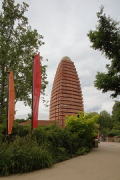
<box><xmin>34</xmin><ymin>123</ymin><xmax>71</xmax><ymax>162</ymax></box>
<box><xmin>0</xmin><ymin>135</ymin><xmax>53</xmax><ymax>176</ymax></box>
<box><xmin>65</xmin><ymin>112</ymin><xmax>99</xmax><ymax>148</ymax></box>
<box><xmin>75</xmin><ymin>147</ymin><xmax>90</xmax><ymax>156</ymax></box>
<box><xmin>0</xmin><ymin>113</ymin><xmax>98</xmax><ymax>176</ymax></box>
<box><xmin>33</xmin><ymin>126</ymin><xmax>48</xmax><ymax>146</ymax></box>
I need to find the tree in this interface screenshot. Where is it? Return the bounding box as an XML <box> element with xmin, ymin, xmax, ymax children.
<box><xmin>97</xmin><ymin>110</ymin><xmax>114</xmax><ymax>136</ymax></box>
<box><xmin>0</xmin><ymin>0</ymin><xmax>48</xmax><ymax>121</ymax></box>
<box><xmin>112</xmin><ymin>101</ymin><xmax>120</xmax><ymax>122</ymax></box>
<box><xmin>98</xmin><ymin>110</ymin><xmax>113</xmax><ymax>128</ymax></box>
<box><xmin>87</xmin><ymin>6</ymin><xmax>120</xmax><ymax>98</ymax></box>
<box><xmin>108</xmin><ymin>101</ymin><xmax>120</xmax><ymax>136</ymax></box>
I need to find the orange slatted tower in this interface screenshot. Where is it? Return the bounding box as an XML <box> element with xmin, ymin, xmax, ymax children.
<box><xmin>50</xmin><ymin>56</ymin><xmax>84</xmax><ymax>127</ymax></box>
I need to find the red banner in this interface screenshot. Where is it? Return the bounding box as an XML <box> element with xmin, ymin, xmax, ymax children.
<box><xmin>8</xmin><ymin>71</ymin><xmax>15</xmax><ymax>135</ymax></box>
<box><xmin>33</xmin><ymin>53</ymin><xmax>41</xmax><ymax>128</ymax></box>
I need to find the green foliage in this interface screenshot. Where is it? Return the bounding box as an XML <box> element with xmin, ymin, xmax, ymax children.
<box><xmin>86</xmin><ymin>112</ymin><xmax>99</xmax><ymax>118</ymax></box>
<box><xmin>110</xmin><ymin>101</ymin><xmax>120</xmax><ymax>136</ymax></box>
<box><xmin>65</xmin><ymin>112</ymin><xmax>99</xmax><ymax>150</ymax></box>
<box><xmin>17</xmin><ymin>125</ymin><xmax>31</xmax><ymax>137</ymax></box>
<box><xmin>0</xmin><ymin>120</ymin><xmax>31</xmax><ymax>137</ymax></box>
<box><xmin>34</xmin><ymin>123</ymin><xmax>71</xmax><ymax>162</ymax></box>
<box><xmin>98</xmin><ymin>110</ymin><xmax>113</xmax><ymax>132</ymax></box>
<box><xmin>87</xmin><ymin>6</ymin><xmax>120</xmax><ymax>98</ymax></box>
<box><xmin>0</xmin><ymin>135</ymin><xmax>53</xmax><ymax>176</ymax></box>
<box><xmin>100</xmin><ymin>128</ymin><xmax>111</xmax><ymax>137</ymax></box>
<box><xmin>96</xmin><ymin>102</ymin><xmax>120</xmax><ymax>137</ymax></box>
<box><xmin>108</xmin><ymin>121</ymin><xmax>120</xmax><ymax>137</ymax></box>
<box><xmin>33</xmin><ymin>126</ymin><xmax>48</xmax><ymax>146</ymax></box>
<box><xmin>0</xmin><ymin>119</ymin><xmax>96</xmax><ymax>176</ymax></box>
<box><xmin>0</xmin><ymin>0</ymin><xmax>48</xmax><ymax>122</ymax></box>
<box><xmin>75</xmin><ymin>147</ymin><xmax>90</xmax><ymax>156</ymax></box>
<box><xmin>112</xmin><ymin>101</ymin><xmax>120</xmax><ymax>122</ymax></box>
<box><xmin>108</xmin><ymin>129</ymin><xmax>120</xmax><ymax>137</ymax></box>
<box><xmin>0</xmin><ymin>121</ymin><xmax>6</xmax><ymax>134</ymax></box>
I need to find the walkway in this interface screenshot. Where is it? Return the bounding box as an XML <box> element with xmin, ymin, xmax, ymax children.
<box><xmin>1</xmin><ymin>142</ymin><xmax>120</xmax><ymax>180</ymax></box>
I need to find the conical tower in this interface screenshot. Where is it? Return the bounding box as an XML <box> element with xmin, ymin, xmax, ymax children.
<box><xmin>50</xmin><ymin>57</ymin><xmax>84</xmax><ymax>127</ymax></box>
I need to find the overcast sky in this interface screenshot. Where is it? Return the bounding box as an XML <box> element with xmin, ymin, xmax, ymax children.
<box><xmin>1</xmin><ymin>0</ymin><xmax>120</xmax><ymax>119</ymax></box>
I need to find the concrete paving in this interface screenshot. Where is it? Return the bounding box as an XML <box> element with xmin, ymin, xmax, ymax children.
<box><xmin>1</xmin><ymin>142</ymin><xmax>120</xmax><ymax>180</ymax></box>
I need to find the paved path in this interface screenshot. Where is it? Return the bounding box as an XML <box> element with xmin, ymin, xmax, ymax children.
<box><xmin>1</xmin><ymin>142</ymin><xmax>120</xmax><ymax>180</ymax></box>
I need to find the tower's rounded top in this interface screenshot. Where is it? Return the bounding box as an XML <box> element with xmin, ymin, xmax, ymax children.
<box><xmin>61</xmin><ymin>56</ymin><xmax>71</xmax><ymax>61</ymax></box>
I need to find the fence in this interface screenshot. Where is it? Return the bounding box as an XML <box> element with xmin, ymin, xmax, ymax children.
<box><xmin>106</xmin><ymin>136</ymin><xmax>120</xmax><ymax>143</ymax></box>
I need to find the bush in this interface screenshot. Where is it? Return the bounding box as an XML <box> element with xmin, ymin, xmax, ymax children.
<box><xmin>75</xmin><ymin>147</ymin><xmax>90</xmax><ymax>156</ymax></box>
<box><xmin>65</xmin><ymin>112</ymin><xmax>99</xmax><ymax>148</ymax></box>
<box><xmin>0</xmin><ymin>135</ymin><xmax>53</xmax><ymax>176</ymax></box>
<box><xmin>0</xmin><ymin>113</ymin><xmax>98</xmax><ymax>176</ymax></box>
<box><xmin>33</xmin><ymin>126</ymin><xmax>48</xmax><ymax>146</ymax></box>
<box><xmin>34</xmin><ymin>123</ymin><xmax>71</xmax><ymax>162</ymax></box>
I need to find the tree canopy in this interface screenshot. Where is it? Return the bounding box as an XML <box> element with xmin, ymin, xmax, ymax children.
<box><xmin>87</xmin><ymin>6</ymin><xmax>120</xmax><ymax>98</ymax></box>
<box><xmin>0</xmin><ymin>0</ymin><xmax>48</xmax><ymax>121</ymax></box>
<box><xmin>98</xmin><ymin>110</ymin><xmax>113</xmax><ymax>135</ymax></box>
<box><xmin>112</xmin><ymin>101</ymin><xmax>120</xmax><ymax>123</ymax></box>
<box><xmin>95</xmin><ymin>101</ymin><xmax>120</xmax><ymax>137</ymax></box>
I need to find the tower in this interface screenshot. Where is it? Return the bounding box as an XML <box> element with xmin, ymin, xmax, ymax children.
<box><xmin>50</xmin><ymin>57</ymin><xmax>84</xmax><ymax>127</ymax></box>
